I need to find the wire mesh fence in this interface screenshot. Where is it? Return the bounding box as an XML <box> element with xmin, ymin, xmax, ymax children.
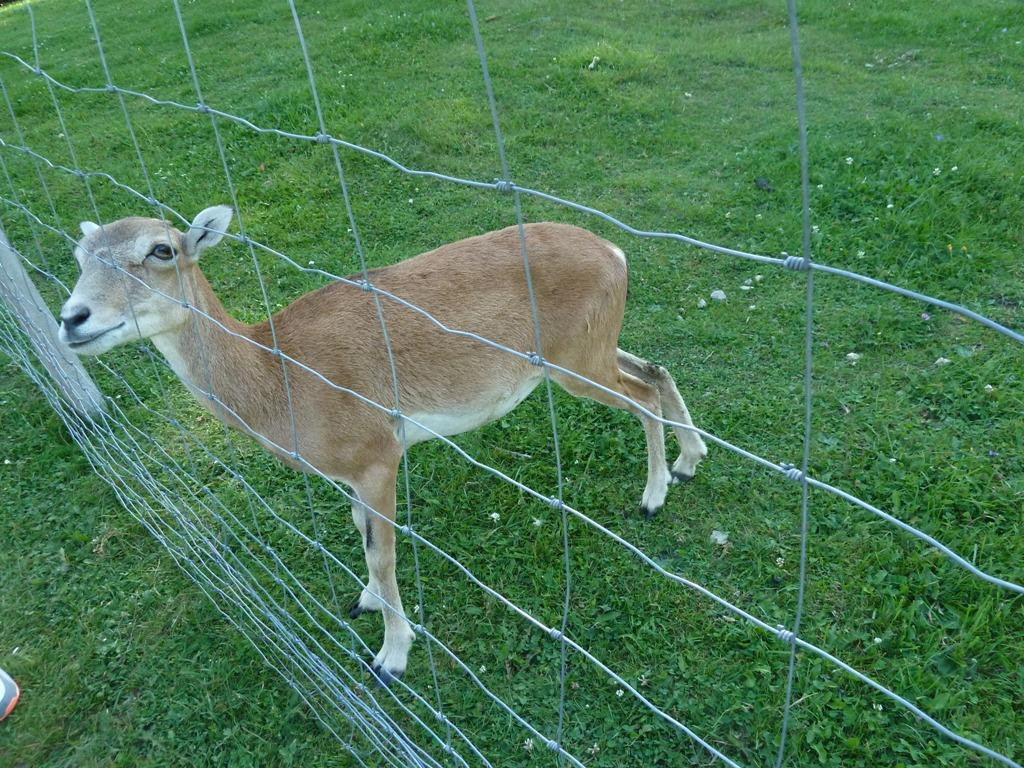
<box><xmin>1</xmin><ymin>1</ymin><xmax>1021</xmax><ymax>766</ymax></box>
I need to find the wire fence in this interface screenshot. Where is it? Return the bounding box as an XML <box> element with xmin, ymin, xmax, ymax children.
<box><xmin>0</xmin><ymin>1</ymin><xmax>1021</xmax><ymax>766</ymax></box>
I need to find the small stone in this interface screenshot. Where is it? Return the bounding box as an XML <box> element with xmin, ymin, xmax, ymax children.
<box><xmin>740</xmin><ymin>285</ymin><xmax>753</xmax><ymax>291</ymax></box>
<box><xmin>710</xmin><ymin>290</ymin><xmax>726</xmax><ymax>301</ymax></box>
<box><xmin>587</xmin><ymin>55</ymin><xmax>600</xmax><ymax>70</ymax></box>
<box><xmin>754</xmin><ymin>274</ymin><xmax>764</xmax><ymax>282</ymax></box>
<box><xmin>984</xmin><ymin>384</ymin><xmax>994</xmax><ymax>392</ymax></box>
<box><xmin>710</xmin><ymin>530</ymin><xmax>729</xmax><ymax>546</ymax></box>
<box><xmin>697</xmin><ymin>298</ymin><xmax>708</xmax><ymax>309</ymax></box>
<box><xmin>935</xmin><ymin>357</ymin><xmax>951</xmax><ymax>366</ymax></box>
<box><xmin>846</xmin><ymin>352</ymin><xmax>861</xmax><ymax>363</ymax></box>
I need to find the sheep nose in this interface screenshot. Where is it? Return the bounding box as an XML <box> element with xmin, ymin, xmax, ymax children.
<box><xmin>61</xmin><ymin>305</ymin><xmax>91</xmax><ymax>330</ymax></box>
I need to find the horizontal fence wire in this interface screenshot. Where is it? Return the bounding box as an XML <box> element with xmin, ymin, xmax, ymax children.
<box><xmin>0</xmin><ymin>2</ymin><xmax>1021</xmax><ymax>767</ymax></box>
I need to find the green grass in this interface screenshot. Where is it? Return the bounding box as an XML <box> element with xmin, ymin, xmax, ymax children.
<box><xmin>1</xmin><ymin>0</ymin><xmax>1022</xmax><ymax>766</ymax></box>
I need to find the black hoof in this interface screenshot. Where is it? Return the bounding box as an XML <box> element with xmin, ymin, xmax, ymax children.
<box><xmin>348</xmin><ymin>600</ymin><xmax>367</xmax><ymax>619</ymax></box>
<box><xmin>370</xmin><ymin>662</ymin><xmax>401</xmax><ymax>688</ymax></box>
<box><xmin>671</xmin><ymin>470</ymin><xmax>694</xmax><ymax>484</ymax></box>
<box><xmin>640</xmin><ymin>505</ymin><xmax>659</xmax><ymax>520</ymax></box>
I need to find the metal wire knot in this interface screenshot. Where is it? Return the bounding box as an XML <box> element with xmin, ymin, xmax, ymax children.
<box><xmin>782</xmin><ymin>253</ymin><xmax>811</xmax><ymax>271</ymax></box>
<box><xmin>494</xmin><ymin>179</ymin><xmax>514</xmax><ymax>193</ymax></box>
<box><xmin>780</xmin><ymin>463</ymin><xmax>805</xmax><ymax>482</ymax></box>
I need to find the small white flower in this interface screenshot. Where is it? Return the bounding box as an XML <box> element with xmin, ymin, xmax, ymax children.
<box><xmin>811</xmin><ymin>224</ymin><xmax>820</xmax><ymax>234</ymax></box>
<box><xmin>933</xmin><ymin>167</ymin><xmax>941</xmax><ymax>176</ymax></box>
<box><xmin>740</xmin><ymin>284</ymin><xmax>752</xmax><ymax>291</ymax></box>
<box><xmin>532</xmin><ymin>518</ymin><xmax>543</xmax><ymax>527</ymax></box>
<box><xmin>479</xmin><ymin>665</ymin><xmax>487</xmax><ymax>674</ymax></box>
<box><xmin>523</xmin><ymin>738</ymin><xmax>535</xmax><ymax>752</ymax></box>
<box><xmin>845</xmin><ymin>156</ymin><xmax>854</xmax><ymax>165</ymax></box>
<box><xmin>873</xmin><ymin>702</ymin><xmax>884</xmax><ymax>711</ymax></box>
<box><xmin>755</xmin><ymin>213</ymin><xmax>763</xmax><ymax>219</ymax></box>
<box><xmin>935</xmin><ymin>356</ymin><xmax>951</xmax><ymax>366</ymax></box>
<box><xmin>2</xmin><ymin>459</ymin><xmax>10</xmax><ymax>465</ymax></box>
<box><xmin>588</xmin><ymin>743</ymin><xmax>600</xmax><ymax>756</ymax></box>
<box><xmin>951</xmin><ymin>165</ymin><xmax>958</xmax><ymax>171</ymax></box>
<box><xmin>873</xmin><ymin>637</ymin><xmax>882</xmax><ymax>644</ymax></box>
<box><xmin>886</xmin><ymin>203</ymin><xmax>894</xmax><ymax>209</ymax></box>
<box><xmin>846</xmin><ymin>352</ymin><xmax>861</xmax><ymax>363</ymax></box>
<box><xmin>816</xmin><ymin>183</ymin><xmax>824</xmax><ymax>189</ymax></box>
<box><xmin>889</xmin><ymin>457</ymin><xmax>897</xmax><ymax>463</ymax></box>
<box><xmin>615</xmin><ymin>688</ymin><xmax>624</xmax><ymax>697</ymax></box>
<box><xmin>489</xmin><ymin>512</ymin><xmax>500</xmax><ymax>522</ymax></box>
<box><xmin>307</xmin><ymin>260</ymin><xmax>316</xmax><ymax>266</ymax></box>
<box><xmin>754</xmin><ymin>274</ymin><xmax>764</xmax><ymax>282</ymax></box>
<box><xmin>413</xmin><ymin>604</ymin><xmax>421</xmax><ymax>614</ymax></box>
<box><xmin>748</xmin><ymin>304</ymin><xmax>756</xmax><ymax>310</ymax></box>
<box><xmin>725</xmin><ymin>211</ymin><xmax>732</xmax><ymax>218</ymax></box>
<box><xmin>775</xmin><ymin>557</ymin><xmax>785</xmax><ymax>567</ymax></box>
<box><xmin>408</xmin><ymin>198</ymin><xmax>414</xmax><ymax>204</ymax></box>
<box><xmin>984</xmin><ymin>384</ymin><xmax>994</xmax><ymax>392</ymax></box>
<box><xmin>697</xmin><ymin>297</ymin><xmax>708</xmax><ymax>309</ymax></box>
<box><xmin>684</xmin><ymin>92</ymin><xmax>693</xmax><ymax>98</ymax></box>
<box><xmin>857</xmin><ymin>250</ymin><xmax>866</xmax><ymax>257</ymax></box>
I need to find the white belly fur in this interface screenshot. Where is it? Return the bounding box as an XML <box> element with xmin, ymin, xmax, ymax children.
<box><xmin>399</xmin><ymin>375</ymin><xmax>542</xmax><ymax>445</ymax></box>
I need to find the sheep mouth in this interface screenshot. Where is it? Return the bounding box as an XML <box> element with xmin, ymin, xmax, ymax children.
<box><xmin>66</xmin><ymin>322</ymin><xmax>126</xmax><ymax>348</ymax></box>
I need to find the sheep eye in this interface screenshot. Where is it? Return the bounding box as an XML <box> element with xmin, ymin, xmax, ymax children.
<box><xmin>150</xmin><ymin>243</ymin><xmax>174</xmax><ymax>261</ymax></box>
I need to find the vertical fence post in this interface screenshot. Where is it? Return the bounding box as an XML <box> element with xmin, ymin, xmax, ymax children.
<box><xmin>0</xmin><ymin>222</ymin><xmax>105</xmax><ymax>418</ymax></box>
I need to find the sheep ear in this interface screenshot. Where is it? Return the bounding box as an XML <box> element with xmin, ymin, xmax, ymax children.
<box><xmin>184</xmin><ymin>205</ymin><xmax>233</xmax><ymax>260</ymax></box>
<box><xmin>79</xmin><ymin>221</ymin><xmax>100</xmax><ymax>238</ymax></box>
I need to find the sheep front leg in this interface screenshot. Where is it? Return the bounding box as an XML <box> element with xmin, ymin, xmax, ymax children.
<box><xmin>351</xmin><ymin>461</ymin><xmax>414</xmax><ymax>685</ymax></box>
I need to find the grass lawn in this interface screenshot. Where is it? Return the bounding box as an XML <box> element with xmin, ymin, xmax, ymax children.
<box><xmin>1</xmin><ymin>0</ymin><xmax>1022</xmax><ymax>766</ymax></box>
